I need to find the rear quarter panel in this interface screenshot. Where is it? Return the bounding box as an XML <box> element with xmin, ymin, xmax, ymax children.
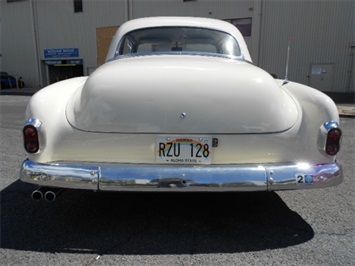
<box><xmin>25</xmin><ymin>77</ymin><xmax>87</xmax><ymax>163</ymax></box>
<box><xmin>280</xmin><ymin>80</ymin><xmax>340</xmax><ymax>162</ymax></box>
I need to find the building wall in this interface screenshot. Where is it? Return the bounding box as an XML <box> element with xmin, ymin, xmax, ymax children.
<box><xmin>259</xmin><ymin>0</ymin><xmax>354</xmax><ymax>92</ymax></box>
<box><xmin>1</xmin><ymin>0</ymin><xmax>354</xmax><ymax>93</ymax></box>
<box><xmin>1</xmin><ymin>0</ymin><xmax>128</xmax><ymax>87</ymax></box>
<box><xmin>1</xmin><ymin>0</ymin><xmax>38</xmax><ymax>87</ymax></box>
<box><xmin>0</xmin><ymin>17</ymin><xmax>2</xmax><ymax>69</ymax></box>
<box><xmin>33</xmin><ymin>0</ymin><xmax>128</xmax><ymax>85</ymax></box>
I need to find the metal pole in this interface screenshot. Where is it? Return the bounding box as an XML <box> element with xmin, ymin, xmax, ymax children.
<box><xmin>30</xmin><ymin>0</ymin><xmax>42</xmax><ymax>89</ymax></box>
<box><xmin>283</xmin><ymin>37</ymin><xmax>292</xmax><ymax>85</ymax></box>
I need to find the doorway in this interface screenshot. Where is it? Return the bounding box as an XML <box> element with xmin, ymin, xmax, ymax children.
<box><xmin>45</xmin><ymin>60</ymin><xmax>84</xmax><ymax>84</ymax></box>
<box><xmin>309</xmin><ymin>63</ymin><xmax>334</xmax><ymax>92</ymax></box>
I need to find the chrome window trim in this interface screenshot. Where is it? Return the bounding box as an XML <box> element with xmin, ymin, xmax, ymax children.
<box><xmin>107</xmin><ymin>51</ymin><xmax>245</xmax><ymax>63</ymax></box>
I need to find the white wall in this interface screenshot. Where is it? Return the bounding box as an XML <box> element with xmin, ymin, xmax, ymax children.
<box><xmin>1</xmin><ymin>0</ymin><xmax>353</xmax><ymax>92</ymax></box>
<box><xmin>259</xmin><ymin>0</ymin><xmax>354</xmax><ymax>92</ymax></box>
<box><xmin>1</xmin><ymin>0</ymin><xmax>38</xmax><ymax>87</ymax></box>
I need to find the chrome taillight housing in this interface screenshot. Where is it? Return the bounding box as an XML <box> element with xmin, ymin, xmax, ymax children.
<box><xmin>23</xmin><ymin>119</ymin><xmax>44</xmax><ymax>154</ymax></box>
<box><xmin>318</xmin><ymin>121</ymin><xmax>342</xmax><ymax>156</ymax></box>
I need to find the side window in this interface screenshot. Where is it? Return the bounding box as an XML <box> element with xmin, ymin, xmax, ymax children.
<box><xmin>224</xmin><ymin>18</ymin><xmax>252</xmax><ymax>37</ymax></box>
<box><xmin>186</xmin><ymin>44</ymin><xmax>217</xmax><ymax>53</ymax></box>
<box><xmin>121</xmin><ymin>37</ymin><xmax>136</xmax><ymax>55</ymax></box>
<box><xmin>138</xmin><ymin>42</ymin><xmax>171</xmax><ymax>53</ymax></box>
<box><xmin>73</xmin><ymin>0</ymin><xmax>83</xmax><ymax>13</ymax></box>
<box><xmin>137</xmin><ymin>43</ymin><xmax>154</xmax><ymax>53</ymax></box>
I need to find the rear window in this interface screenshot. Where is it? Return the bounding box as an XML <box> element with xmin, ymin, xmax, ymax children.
<box><xmin>116</xmin><ymin>27</ymin><xmax>241</xmax><ymax>58</ymax></box>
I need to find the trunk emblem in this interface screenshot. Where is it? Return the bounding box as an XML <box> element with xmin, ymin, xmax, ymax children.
<box><xmin>180</xmin><ymin>112</ymin><xmax>187</xmax><ymax>119</ymax></box>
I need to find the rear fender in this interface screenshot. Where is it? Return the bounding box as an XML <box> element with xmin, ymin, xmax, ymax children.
<box><xmin>24</xmin><ymin>77</ymin><xmax>87</xmax><ymax>163</ymax></box>
<box><xmin>281</xmin><ymin>81</ymin><xmax>340</xmax><ymax>161</ymax></box>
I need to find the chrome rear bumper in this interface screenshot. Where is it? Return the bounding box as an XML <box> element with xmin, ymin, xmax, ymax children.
<box><xmin>20</xmin><ymin>159</ymin><xmax>343</xmax><ymax>192</ymax></box>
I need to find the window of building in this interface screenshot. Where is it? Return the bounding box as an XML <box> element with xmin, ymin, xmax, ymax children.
<box><xmin>74</xmin><ymin>0</ymin><xmax>83</xmax><ymax>13</ymax></box>
<box><xmin>225</xmin><ymin>18</ymin><xmax>252</xmax><ymax>37</ymax></box>
<box><xmin>7</xmin><ymin>0</ymin><xmax>26</xmax><ymax>3</ymax></box>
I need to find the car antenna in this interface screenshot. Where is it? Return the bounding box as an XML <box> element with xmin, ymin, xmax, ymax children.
<box><xmin>282</xmin><ymin>37</ymin><xmax>292</xmax><ymax>85</ymax></box>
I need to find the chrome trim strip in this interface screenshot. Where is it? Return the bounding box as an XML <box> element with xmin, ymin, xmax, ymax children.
<box><xmin>109</xmin><ymin>51</ymin><xmax>244</xmax><ymax>62</ymax></box>
<box><xmin>322</xmin><ymin>121</ymin><xmax>340</xmax><ymax>132</ymax></box>
<box><xmin>20</xmin><ymin>160</ymin><xmax>343</xmax><ymax>192</ymax></box>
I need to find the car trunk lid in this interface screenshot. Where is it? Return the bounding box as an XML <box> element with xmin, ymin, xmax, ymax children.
<box><xmin>66</xmin><ymin>55</ymin><xmax>298</xmax><ymax>134</ymax></box>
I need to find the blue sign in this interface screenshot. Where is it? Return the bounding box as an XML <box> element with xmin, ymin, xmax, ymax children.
<box><xmin>44</xmin><ymin>48</ymin><xmax>79</xmax><ymax>58</ymax></box>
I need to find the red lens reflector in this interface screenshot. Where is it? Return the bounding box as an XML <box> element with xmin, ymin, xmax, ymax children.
<box><xmin>325</xmin><ymin>128</ymin><xmax>341</xmax><ymax>156</ymax></box>
<box><xmin>23</xmin><ymin>125</ymin><xmax>39</xmax><ymax>153</ymax></box>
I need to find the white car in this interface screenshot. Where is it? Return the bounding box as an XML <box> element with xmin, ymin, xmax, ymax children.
<box><xmin>21</xmin><ymin>17</ymin><xmax>342</xmax><ymax>201</ymax></box>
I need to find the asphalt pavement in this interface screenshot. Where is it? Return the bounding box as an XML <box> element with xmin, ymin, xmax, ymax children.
<box><xmin>0</xmin><ymin>95</ymin><xmax>354</xmax><ymax>265</ymax></box>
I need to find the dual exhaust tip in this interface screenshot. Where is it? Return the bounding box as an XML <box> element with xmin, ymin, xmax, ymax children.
<box><xmin>31</xmin><ymin>188</ymin><xmax>62</xmax><ymax>202</ymax></box>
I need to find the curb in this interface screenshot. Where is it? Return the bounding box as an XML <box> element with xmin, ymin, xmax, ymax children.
<box><xmin>0</xmin><ymin>88</ymin><xmax>38</xmax><ymax>96</ymax></box>
<box><xmin>338</xmin><ymin>106</ymin><xmax>355</xmax><ymax>118</ymax></box>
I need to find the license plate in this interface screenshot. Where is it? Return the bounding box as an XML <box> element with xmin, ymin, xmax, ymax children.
<box><xmin>156</xmin><ymin>136</ymin><xmax>212</xmax><ymax>164</ymax></box>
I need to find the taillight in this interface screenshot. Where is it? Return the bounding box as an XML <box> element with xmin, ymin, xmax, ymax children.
<box><xmin>325</xmin><ymin>128</ymin><xmax>342</xmax><ymax>156</ymax></box>
<box><xmin>23</xmin><ymin>125</ymin><xmax>40</xmax><ymax>153</ymax></box>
